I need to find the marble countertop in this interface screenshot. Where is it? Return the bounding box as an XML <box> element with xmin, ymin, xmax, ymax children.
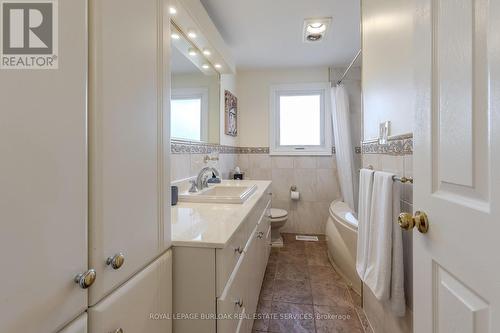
<box><xmin>171</xmin><ymin>180</ymin><xmax>272</xmax><ymax>248</ymax></box>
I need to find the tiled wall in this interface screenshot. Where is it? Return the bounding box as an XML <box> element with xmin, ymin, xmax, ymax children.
<box><xmin>361</xmin><ymin>137</ymin><xmax>413</xmax><ymax>333</ymax></box>
<box><xmin>237</xmin><ymin>154</ymin><xmax>342</xmax><ymax>235</ymax></box>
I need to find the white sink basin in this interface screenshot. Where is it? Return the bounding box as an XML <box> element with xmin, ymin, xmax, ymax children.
<box><xmin>179</xmin><ymin>184</ymin><xmax>257</xmax><ymax>204</ymax></box>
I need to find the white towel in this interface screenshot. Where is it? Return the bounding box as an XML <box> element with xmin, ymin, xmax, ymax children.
<box><xmin>364</xmin><ymin>171</ymin><xmax>405</xmax><ymax>316</ymax></box>
<box><xmin>356</xmin><ymin>168</ymin><xmax>374</xmax><ymax>280</ymax></box>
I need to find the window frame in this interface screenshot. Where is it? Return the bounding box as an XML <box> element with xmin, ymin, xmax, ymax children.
<box><xmin>171</xmin><ymin>87</ymin><xmax>209</xmax><ymax>142</ymax></box>
<box><xmin>269</xmin><ymin>82</ymin><xmax>332</xmax><ymax>156</ymax></box>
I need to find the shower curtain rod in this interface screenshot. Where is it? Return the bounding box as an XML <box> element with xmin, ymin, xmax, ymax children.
<box><xmin>336</xmin><ymin>49</ymin><xmax>361</xmax><ymax>85</ymax></box>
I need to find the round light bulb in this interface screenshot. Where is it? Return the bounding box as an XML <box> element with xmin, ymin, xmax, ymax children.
<box><xmin>187</xmin><ymin>30</ymin><xmax>197</xmax><ymax>39</ymax></box>
<box><xmin>171</xmin><ymin>33</ymin><xmax>180</xmax><ymax>40</ymax></box>
<box><xmin>214</xmin><ymin>63</ymin><xmax>222</xmax><ymax>69</ymax></box>
<box><xmin>169</xmin><ymin>7</ymin><xmax>177</xmax><ymax>15</ymax></box>
<box><xmin>202</xmin><ymin>49</ymin><xmax>211</xmax><ymax>56</ymax></box>
<box><xmin>202</xmin><ymin>64</ymin><xmax>210</xmax><ymax>69</ymax></box>
<box><xmin>188</xmin><ymin>48</ymin><xmax>198</xmax><ymax>56</ymax></box>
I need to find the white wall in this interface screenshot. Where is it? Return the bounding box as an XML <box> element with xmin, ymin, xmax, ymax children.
<box><xmin>362</xmin><ymin>0</ymin><xmax>415</xmax><ymax>140</ymax></box>
<box><xmin>237</xmin><ymin>67</ymin><xmax>330</xmax><ymax>147</ymax></box>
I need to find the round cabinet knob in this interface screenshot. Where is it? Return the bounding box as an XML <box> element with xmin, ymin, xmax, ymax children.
<box><xmin>234</xmin><ymin>247</ymin><xmax>243</xmax><ymax>254</ymax></box>
<box><xmin>106</xmin><ymin>252</ymin><xmax>125</xmax><ymax>270</ymax></box>
<box><xmin>398</xmin><ymin>211</ymin><xmax>429</xmax><ymax>234</ymax></box>
<box><xmin>257</xmin><ymin>231</ymin><xmax>264</xmax><ymax>239</ymax></box>
<box><xmin>74</xmin><ymin>269</ymin><xmax>96</xmax><ymax>289</ymax></box>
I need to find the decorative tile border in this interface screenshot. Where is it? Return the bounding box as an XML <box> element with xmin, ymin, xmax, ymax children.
<box><xmin>361</xmin><ymin>133</ymin><xmax>413</xmax><ymax>155</ymax></box>
<box><xmin>171</xmin><ymin>140</ymin><xmax>363</xmax><ymax>155</ymax></box>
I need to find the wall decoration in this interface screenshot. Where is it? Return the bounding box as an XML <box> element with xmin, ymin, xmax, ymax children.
<box><xmin>224</xmin><ymin>90</ymin><xmax>238</xmax><ymax>137</ymax></box>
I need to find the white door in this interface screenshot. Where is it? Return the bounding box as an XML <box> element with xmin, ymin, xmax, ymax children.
<box><xmin>88</xmin><ymin>250</ymin><xmax>172</xmax><ymax>333</ymax></box>
<box><xmin>0</xmin><ymin>0</ymin><xmax>89</xmax><ymax>332</ymax></box>
<box><xmin>413</xmin><ymin>0</ymin><xmax>500</xmax><ymax>332</ymax></box>
<box><xmin>88</xmin><ymin>0</ymin><xmax>171</xmax><ymax>305</ymax></box>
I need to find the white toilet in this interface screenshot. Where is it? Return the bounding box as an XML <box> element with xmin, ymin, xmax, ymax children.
<box><xmin>269</xmin><ymin>208</ymin><xmax>288</xmax><ymax>247</ymax></box>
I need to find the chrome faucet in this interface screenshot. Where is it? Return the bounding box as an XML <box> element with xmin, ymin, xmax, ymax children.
<box><xmin>193</xmin><ymin>166</ymin><xmax>220</xmax><ymax>192</ymax></box>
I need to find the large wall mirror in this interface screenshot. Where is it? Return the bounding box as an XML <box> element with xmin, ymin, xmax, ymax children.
<box><xmin>171</xmin><ymin>23</ymin><xmax>220</xmax><ymax>144</ymax></box>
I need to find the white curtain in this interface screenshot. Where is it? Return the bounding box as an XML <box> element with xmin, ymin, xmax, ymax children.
<box><xmin>331</xmin><ymin>85</ymin><xmax>358</xmax><ymax>211</ymax></box>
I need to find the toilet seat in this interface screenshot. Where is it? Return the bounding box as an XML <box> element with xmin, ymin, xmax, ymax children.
<box><xmin>269</xmin><ymin>208</ymin><xmax>288</xmax><ymax>219</ymax></box>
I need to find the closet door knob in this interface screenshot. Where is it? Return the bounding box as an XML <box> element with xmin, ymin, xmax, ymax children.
<box><xmin>398</xmin><ymin>211</ymin><xmax>429</xmax><ymax>234</ymax></box>
<box><xmin>111</xmin><ymin>329</ymin><xmax>123</xmax><ymax>333</ymax></box>
<box><xmin>234</xmin><ymin>246</ymin><xmax>243</xmax><ymax>254</ymax></box>
<box><xmin>106</xmin><ymin>252</ymin><xmax>125</xmax><ymax>270</ymax></box>
<box><xmin>74</xmin><ymin>269</ymin><xmax>96</xmax><ymax>289</ymax></box>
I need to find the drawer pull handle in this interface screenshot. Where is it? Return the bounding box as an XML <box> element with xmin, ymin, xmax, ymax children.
<box><xmin>74</xmin><ymin>269</ymin><xmax>96</xmax><ymax>289</ymax></box>
<box><xmin>106</xmin><ymin>252</ymin><xmax>125</xmax><ymax>270</ymax></box>
<box><xmin>234</xmin><ymin>246</ymin><xmax>243</xmax><ymax>254</ymax></box>
<box><xmin>234</xmin><ymin>299</ymin><xmax>244</xmax><ymax>308</ymax></box>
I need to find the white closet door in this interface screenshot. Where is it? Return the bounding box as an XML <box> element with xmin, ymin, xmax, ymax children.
<box><xmin>58</xmin><ymin>314</ymin><xmax>87</xmax><ymax>333</ymax></box>
<box><xmin>88</xmin><ymin>0</ymin><xmax>170</xmax><ymax>305</ymax></box>
<box><xmin>0</xmin><ymin>0</ymin><xmax>88</xmax><ymax>332</ymax></box>
<box><xmin>88</xmin><ymin>250</ymin><xmax>172</xmax><ymax>333</ymax></box>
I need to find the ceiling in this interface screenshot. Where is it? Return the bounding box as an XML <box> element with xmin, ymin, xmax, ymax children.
<box><xmin>171</xmin><ymin>46</ymin><xmax>201</xmax><ymax>74</ymax></box>
<box><xmin>200</xmin><ymin>0</ymin><xmax>361</xmax><ymax>70</ymax></box>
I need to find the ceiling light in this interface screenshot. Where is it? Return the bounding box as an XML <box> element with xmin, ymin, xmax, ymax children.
<box><xmin>169</xmin><ymin>6</ymin><xmax>177</xmax><ymax>15</ymax></box>
<box><xmin>214</xmin><ymin>63</ymin><xmax>222</xmax><ymax>69</ymax></box>
<box><xmin>303</xmin><ymin>17</ymin><xmax>331</xmax><ymax>43</ymax></box>
<box><xmin>202</xmin><ymin>49</ymin><xmax>211</xmax><ymax>56</ymax></box>
<box><xmin>202</xmin><ymin>64</ymin><xmax>210</xmax><ymax>69</ymax></box>
<box><xmin>187</xmin><ymin>30</ymin><xmax>197</xmax><ymax>39</ymax></box>
<box><xmin>306</xmin><ymin>23</ymin><xmax>327</xmax><ymax>34</ymax></box>
<box><xmin>188</xmin><ymin>48</ymin><xmax>198</xmax><ymax>56</ymax></box>
<box><xmin>171</xmin><ymin>33</ymin><xmax>180</xmax><ymax>40</ymax></box>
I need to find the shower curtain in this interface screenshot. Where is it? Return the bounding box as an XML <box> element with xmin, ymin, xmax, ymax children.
<box><xmin>331</xmin><ymin>85</ymin><xmax>358</xmax><ymax>212</ymax></box>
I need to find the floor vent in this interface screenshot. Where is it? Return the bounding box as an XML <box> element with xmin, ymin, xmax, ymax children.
<box><xmin>295</xmin><ymin>235</ymin><xmax>319</xmax><ymax>242</ymax></box>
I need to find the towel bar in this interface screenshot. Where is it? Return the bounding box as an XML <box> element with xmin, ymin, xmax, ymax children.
<box><xmin>362</xmin><ymin>165</ymin><xmax>414</xmax><ymax>184</ymax></box>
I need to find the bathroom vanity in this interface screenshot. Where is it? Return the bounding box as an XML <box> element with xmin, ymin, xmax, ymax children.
<box><xmin>172</xmin><ymin>180</ymin><xmax>272</xmax><ymax>333</ymax></box>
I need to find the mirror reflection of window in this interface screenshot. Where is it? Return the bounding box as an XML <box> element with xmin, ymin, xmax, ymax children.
<box><xmin>170</xmin><ymin>24</ymin><xmax>220</xmax><ymax>143</ymax></box>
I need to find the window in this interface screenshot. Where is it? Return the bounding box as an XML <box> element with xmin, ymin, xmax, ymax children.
<box><xmin>270</xmin><ymin>83</ymin><xmax>332</xmax><ymax>155</ymax></box>
<box><xmin>171</xmin><ymin>88</ymin><xmax>208</xmax><ymax>142</ymax></box>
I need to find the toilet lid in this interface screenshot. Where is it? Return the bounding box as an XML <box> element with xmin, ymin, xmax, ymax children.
<box><xmin>269</xmin><ymin>208</ymin><xmax>288</xmax><ymax>219</ymax></box>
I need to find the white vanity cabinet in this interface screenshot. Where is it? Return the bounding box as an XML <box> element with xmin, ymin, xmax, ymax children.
<box><xmin>173</xmin><ymin>185</ymin><xmax>272</xmax><ymax>333</ymax></box>
<box><xmin>0</xmin><ymin>0</ymin><xmax>89</xmax><ymax>332</ymax></box>
<box><xmin>88</xmin><ymin>250</ymin><xmax>172</xmax><ymax>333</ymax></box>
<box><xmin>88</xmin><ymin>0</ymin><xmax>171</xmax><ymax>305</ymax></box>
<box><xmin>58</xmin><ymin>314</ymin><xmax>88</xmax><ymax>333</ymax></box>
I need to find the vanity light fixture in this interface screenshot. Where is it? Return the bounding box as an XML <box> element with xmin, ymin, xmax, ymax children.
<box><xmin>188</xmin><ymin>48</ymin><xmax>198</xmax><ymax>56</ymax></box>
<box><xmin>187</xmin><ymin>30</ymin><xmax>197</xmax><ymax>39</ymax></box>
<box><xmin>169</xmin><ymin>6</ymin><xmax>177</xmax><ymax>15</ymax></box>
<box><xmin>202</xmin><ymin>49</ymin><xmax>211</xmax><ymax>56</ymax></box>
<box><xmin>303</xmin><ymin>17</ymin><xmax>331</xmax><ymax>43</ymax></box>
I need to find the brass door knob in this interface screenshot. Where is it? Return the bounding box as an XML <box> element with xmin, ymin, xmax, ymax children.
<box><xmin>74</xmin><ymin>269</ymin><xmax>96</xmax><ymax>289</ymax></box>
<box><xmin>106</xmin><ymin>253</ymin><xmax>125</xmax><ymax>270</ymax></box>
<box><xmin>398</xmin><ymin>211</ymin><xmax>429</xmax><ymax>233</ymax></box>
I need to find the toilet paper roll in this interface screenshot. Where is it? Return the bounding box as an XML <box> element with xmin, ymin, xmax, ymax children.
<box><xmin>290</xmin><ymin>191</ymin><xmax>300</xmax><ymax>200</ymax></box>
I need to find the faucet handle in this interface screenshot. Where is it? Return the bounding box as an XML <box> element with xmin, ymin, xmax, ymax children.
<box><xmin>188</xmin><ymin>179</ymin><xmax>198</xmax><ymax>193</ymax></box>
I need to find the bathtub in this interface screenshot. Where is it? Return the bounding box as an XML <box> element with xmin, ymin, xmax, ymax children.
<box><xmin>325</xmin><ymin>200</ymin><xmax>362</xmax><ymax>295</ymax></box>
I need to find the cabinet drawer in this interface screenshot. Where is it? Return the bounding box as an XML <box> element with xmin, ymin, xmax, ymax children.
<box><xmin>216</xmin><ymin>195</ymin><xmax>271</xmax><ymax>295</ymax></box>
<box><xmin>217</xmin><ymin>251</ymin><xmax>248</xmax><ymax>333</ymax></box>
<box><xmin>88</xmin><ymin>250</ymin><xmax>172</xmax><ymax>333</ymax></box>
<box><xmin>58</xmin><ymin>313</ymin><xmax>87</xmax><ymax>333</ymax></box>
